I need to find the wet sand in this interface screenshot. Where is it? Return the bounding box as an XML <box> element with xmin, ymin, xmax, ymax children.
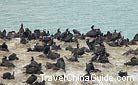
<box><xmin>0</xmin><ymin>38</ymin><xmax>138</xmax><ymax>85</ymax></box>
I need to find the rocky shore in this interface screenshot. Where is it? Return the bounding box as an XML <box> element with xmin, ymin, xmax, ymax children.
<box><xmin>0</xmin><ymin>24</ymin><xmax>138</xmax><ymax>85</ymax></box>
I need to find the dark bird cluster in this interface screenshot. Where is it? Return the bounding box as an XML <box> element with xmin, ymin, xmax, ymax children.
<box><xmin>0</xmin><ymin>24</ymin><xmax>138</xmax><ymax>84</ymax></box>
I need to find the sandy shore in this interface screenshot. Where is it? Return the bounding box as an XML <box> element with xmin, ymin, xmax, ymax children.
<box><xmin>0</xmin><ymin>38</ymin><xmax>138</xmax><ymax>85</ymax></box>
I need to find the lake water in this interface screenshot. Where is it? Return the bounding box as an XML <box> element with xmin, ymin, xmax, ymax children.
<box><xmin>0</xmin><ymin>0</ymin><xmax>138</xmax><ymax>39</ymax></box>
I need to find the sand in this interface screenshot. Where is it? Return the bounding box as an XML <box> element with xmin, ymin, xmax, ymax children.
<box><xmin>0</xmin><ymin>38</ymin><xmax>138</xmax><ymax>85</ymax></box>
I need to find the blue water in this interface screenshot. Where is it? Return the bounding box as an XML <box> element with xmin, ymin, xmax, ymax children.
<box><xmin>0</xmin><ymin>0</ymin><xmax>138</xmax><ymax>39</ymax></box>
